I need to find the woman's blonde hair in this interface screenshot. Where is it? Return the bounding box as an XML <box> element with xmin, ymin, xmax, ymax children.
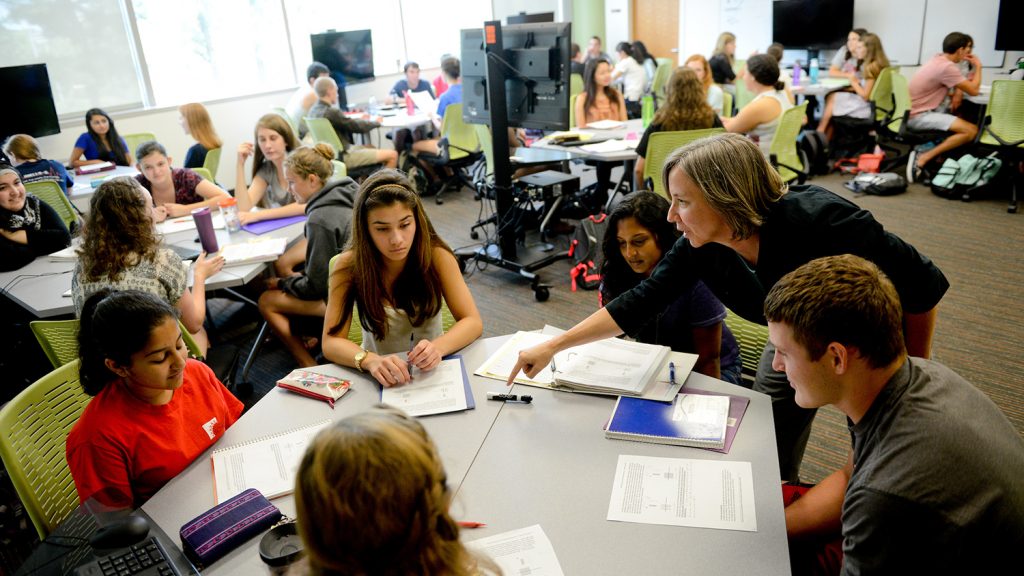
<box><xmin>3</xmin><ymin>134</ymin><xmax>41</xmax><ymax>162</ymax></box>
<box><xmin>859</xmin><ymin>33</ymin><xmax>891</xmax><ymax>80</ymax></box>
<box><xmin>662</xmin><ymin>133</ymin><xmax>786</xmax><ymax>240</ymax></box>
<box><xmin>651</xmin><ymin>67</ymin><xmax>717</xmax><ymax>131</ymax></box>
<box><xmin>683</xmin><ymin>54</ymin><xmax>714</xmax><ymax>92</ymax></box>
<box><xmin>178</xmin><ymin>103</ymin><xmax>223</xmax><ymax>151</ymax></box>
<box><xmin>713</xmin><ymin>32</ymin><xmax>736</xmax><ymax>62</ymax></box>
<box><xmin>79</xmin><ymin>177</ymin><xmax>160</xmax><ymax>282</ymax></box>
<box><xmin>284</xmin><ymin>143</ymin><xmax>335</xmax><ymax>185</ymax></box>
<box><xmin>295</xmin><ymin>406</ymin><xmax>498</xmax><ymax>576</ymax></box>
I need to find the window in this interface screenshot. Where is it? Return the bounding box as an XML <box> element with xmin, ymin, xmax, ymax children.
<box><xmin>132</xmin><ymin>0</ymin><xmax>294</xmax><ymax>106</ymax></box>
<box><xmin>400</xmin><ymin>0</ymin><xmax>492</xmax><ymax>69</ymax></box>
<box><xmin>0</xmin><ymin>0</ymin><xmax>144</xmax><ymax>116</ymax></box>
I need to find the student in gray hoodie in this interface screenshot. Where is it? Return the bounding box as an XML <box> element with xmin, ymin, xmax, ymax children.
<box><xmin>259</xmin><ymin>143</ymin><xmax>359</xmax><ymax>367</ymax></box>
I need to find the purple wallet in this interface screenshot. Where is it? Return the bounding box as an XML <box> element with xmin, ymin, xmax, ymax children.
<box><xmin>179</xmin><ymin>488</ymin><xmax>282</xmax><ymax>567</ymax></box>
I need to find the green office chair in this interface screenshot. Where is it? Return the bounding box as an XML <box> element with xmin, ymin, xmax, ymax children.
<box><xmin>472</xmin><ymin>124</ymin><xmax>495</xmax><ymax>186</ymax></box>
<box><xmin>569</xmin><ymin>94</ymin><xmax>578</xmax><ymax>129</ymax></box>
<box><xmin>124</xmin><ymin>132</ymin><xmax>157</xmax><ymax>160</ymax></box>
<box><xmin>420</xmin><ymin>103</ymin><xmax>482</xmax><ymax>204</ymax></box>
<box><xmin>202</xmin><ymin>147</ymin><xmax>222</xmax><ymax>177</ymax></box>
<box><xmin>24</xmin><ymin>180</ymin><xmax>79</xmax><ymax>233</ymax></box>
<box><xmin>868</xmin><ymin>67</ymin><xmax>899</xmax><ymax>124</ymax></box>
<box><xmin>769</xmin><ymin>102</ymin><xmax>810</xmax><ymax>184</ymax></box>
<box><xmin>721</xmin><ymin>90</ymin><xmax>734</xmax><ymax>118</ymax></box>
<box><xmin>642</xmin><ymin>128</ymin><xmax>725</xmax><ymax>198</ymax></box>
<box><xmin>272</xmin><ymin>107</ymin><xmax>298</xmax><ymax>134</ymax></box>
<box><xmin>655</xmin><ymin>57</ymin><xmax>674</xmax><ymax>68</ymax></box>
<box><xmin>179</xmin><ymin>320</ymin><xmax>205</xmax><ymax>360</ymax></box>
<box><xmin>570</xmin><ymin>73</ymin><xmax>584</xmax><ymax>98</ymax></box>
<box><xmin>304</xmin><ymin>117</ymin><xmax>344</xmax><ymax>153</ymax></box>
<box><xmin>332</xmin><ymin>159</ymin><xmax>347</xmax><ymax>179</ymax></box>
<box><xmin>975</xmin><ymin>80</ymin><xmax>1024</xmax><ymax>213</ymax></box>
<box><xmin>191</xmin><ymin>167</ymin><xmax>214</xmax><ymax>181</ymax></box>
<box><xmin>650</xmin><ymin>61</ymin><xmax>674</xmax><ymax>107</ymax></box>
<box><xmin>723</xmin><ymin>309</ymin><xmax>769</xmax><ymax>385</ymax></box>
<box><xmin>30</xmin><ymin>319</ymin><xmax>80</xmax><ymax>369</ymax></box>
<box><xmin>0</xmin><ymin>360</ymin><xmax>91</xmax><ymax>539</ymax></box>
<box><xmin>732</xmin><ymin>60</ymin><xmax>754</xmax><ymax>110</ymax></box>
<box><xmin>876</xmin><ymin>72</ymin><xmax>948</xmax><ymax>175</ymax></box>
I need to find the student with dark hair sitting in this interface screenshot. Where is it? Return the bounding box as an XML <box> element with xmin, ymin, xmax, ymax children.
<box><xmin>722</xmin><ymin>54</ymin><xmax>793</xmax><ymax>155</ymax></box>
<box><xmin>134</xmin><ymin>140</ymin><xmax>228</xmax><ymax>223</ymax></box>
<box><xmin>67</xmin><ymin>289</ymin><xmax>242</xmax><ymax>508</ymax></box>
<box><xmin>70</xmin><ymin>108</ymin><xmax>132</xmax><ymax>168</ymax></box>
<box><xmin>769</xmin><ymin>255</ymin><xmax>1024</xmax><ymax>575</ymax></box>
<box><xmin>0</xmin><ymin>163</ymin><xmax>71</xmax><ymax>271</ymax></box>
<box><xmin>600</xmin><ymin>192</ymin><xmax>742</xmax><ymax>384</ymax></box>
<box><xmin>287</xmin><ymin>61</ymin><xmax>331</xmax><ymax>129</ymax></box>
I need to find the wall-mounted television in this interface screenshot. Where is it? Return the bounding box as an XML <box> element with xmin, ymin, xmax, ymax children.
<box><xmin>995</xmin><ymin>0</ymin><xmax>1023</xmax><ymax>51</ymax></box>
<box><xmin>0</xmin><ymin>63</ymin><xmax>60</xmax><ymax>140</ymax></box>
<box><xmin>772</xmin><ymin>0</ymin><xmax>854</xmax><ymax>51</ymax></box>
<box><xmin>311</xmin><ymin>29</ymin><xmax>374</xmax><ymax>86</ymax></box>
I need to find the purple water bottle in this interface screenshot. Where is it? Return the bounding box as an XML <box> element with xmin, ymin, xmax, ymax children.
<box><xmin>191</xmin><ymin>207</ymin><xmax>219</xmax><ymax>254</ymax></box>
<box><xmin>792</xmin><ymin>61</ymin><xmax>802</xmax><ymax>86</ymax></box>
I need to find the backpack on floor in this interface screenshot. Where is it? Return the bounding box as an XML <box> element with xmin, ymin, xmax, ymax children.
<box><xmin>844</xmin><ymin>172</ymin><xmax>907</xmax><ymax>196</ymax></box>
<box><xmin>930</xmin><ymin>153</ymin><xmax>1003</xmax><ymax>200</ymax></box>
<box><xmin>568</xmin><ymin>213</ymin><xmax>609</xmax><ymax>291</ymax></box>
<box><xmin>798</xmin><ymin>130</ymin><xmax>830</xmax><ymax>176</ymax></box>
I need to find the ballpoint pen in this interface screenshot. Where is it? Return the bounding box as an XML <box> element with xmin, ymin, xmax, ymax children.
<box><xmin>669</xmin><ymin>361</ymin><xmax>676</xmax><ymax>386</ymax></box>
<box><xmin>458</xmin><ymin>521</ymin><xmax>486</xmax><ymax>528</ymax></box>
<box><xmin>408</xmin><ymin>332</ymin><xmax>415</xmax><ymax>374</ymax></box>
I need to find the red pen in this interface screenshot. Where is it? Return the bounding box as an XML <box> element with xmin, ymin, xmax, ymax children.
<box><xmin>458</xmin><ymin>521</ymin><xmax>486</xmax><ymax>529</ymax></box>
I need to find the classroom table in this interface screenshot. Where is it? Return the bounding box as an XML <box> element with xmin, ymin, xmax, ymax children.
<box><xmin>68</xmin><ymin>165</ymin><xmax>140</xmax><ymax>213</ymax></box>
<box><xmin>141</xmin><ymin>335</ymin><xmax>791</xmax><ymax>575</ymax></box>
<box><xmin>0</xmin><ymin>220</ymin><xmax>306</xmax><ymax>319</ymax></box>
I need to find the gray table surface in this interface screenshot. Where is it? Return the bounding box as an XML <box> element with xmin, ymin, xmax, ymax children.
<box><xmin>0</xmin><ymin>221</ymin><xmax>305</xmax><ymax>318</ymax></box>
<box><xmin>141</xmin><ymin>335</ymin><xmax>790</xmax><ymax>575</ymax></box>
<box><xmin>532</xmin><ymin>119</ymin><xmax>644</xmax><ymax>163</ymax></box>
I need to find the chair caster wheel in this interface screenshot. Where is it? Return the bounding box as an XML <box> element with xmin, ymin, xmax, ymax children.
<box><xmin>470</xmin><ymin>230</ymin><xmax>480</xmax><ymax>240</ymax></box>
<box><xmin>534</xmin><ymin>286</ymin><xmax>550</xmax><ymax>302</ymax></box>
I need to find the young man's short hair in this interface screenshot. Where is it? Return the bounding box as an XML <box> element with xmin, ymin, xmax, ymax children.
<box><xmin>942</xmin><ymin>32</ymin><xmax>973</xmax><ymax>54</ymax></box>
<box><xmin>313</xmin><ymin>76</ymin><xmax>337</xmax><ymax>98</ymax></box>
<box><xmin>764</xmin><ymin>255</ymin><xmax>906</xmax><ymax>368</ymax></box>
<box><xmin>404</xmin><ymin>61</ymin><xmax>420</xmax><ymax>73</ymax></box>
<box><xmin>440</xmin><ymin>57</ymin><xmax>460</xmax><ymax>81</ymax></box>
<box><xmin>307</xmin><ymin>62</ymin><xmax>329</xmax><ymax>82</ymax></box>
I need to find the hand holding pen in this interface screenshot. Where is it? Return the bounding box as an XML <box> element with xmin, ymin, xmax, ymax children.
<box><xmin>407</xmin><ymin>334</ymin><xmax>442</xmax><ymax>371</ymax></box>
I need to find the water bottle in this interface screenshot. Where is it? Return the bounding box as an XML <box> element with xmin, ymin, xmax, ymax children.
<box><xmin>368</xmin><ymin>96</ymin><xmax>378</xmax><ymax>116</ymax></box>
<box><xmin>641</xmin><ymin>95</ymin><xmax>654</xmax><ymax>128</ymax></box>
<box><xmin>809</xmin><ymin>58</ymin><xmax>820</xmax><ymax>85</ymax></box>
<box><xmin>791</xmin><ymin>61</ymin><xmax>802</xmax><ymax>86</ymax></box>
<box><xmin>405</xmin><ymin>90</ymin><xmax>415</xmax><ymax>116</ymax></box>
<box><xmin>218</xmin><ymin>197</ymin><xmax>241</xmax><ymax>233</ymax></box>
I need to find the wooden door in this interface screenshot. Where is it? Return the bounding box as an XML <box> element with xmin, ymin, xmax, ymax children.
<box><xmin>631</xmin><ymin>0</ymin><xmax>680</xmax><ymax>62</ymax></box>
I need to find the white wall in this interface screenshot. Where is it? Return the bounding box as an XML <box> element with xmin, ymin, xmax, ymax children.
<box><xmin>32</xmin><ymin>69</ymin><xmax>438</xmax><ymax>187</ymax></box>
<box><xmin>490</xmin><ymin>0</ymin><xmax>565</xmax><ymax>22</ymax></box>
<box><xmin>604</xmin><ymin>0</ymin><xmax>630</xmax><ymax>54</ymax></box>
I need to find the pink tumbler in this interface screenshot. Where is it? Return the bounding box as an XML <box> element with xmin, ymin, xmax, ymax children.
<box><xmin>191</xmin><ymin>207</ymin><xmax>219</xmax><ymax>254</ymax></box>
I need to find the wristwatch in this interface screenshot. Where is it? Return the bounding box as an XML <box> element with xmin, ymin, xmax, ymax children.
<box><xmin>354</xmin><ymin>349</ymin><xmax>368</xmax><ymax>372</ymax></box>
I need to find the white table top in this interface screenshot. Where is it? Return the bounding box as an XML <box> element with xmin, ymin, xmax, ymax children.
<box><xmin>141</xmin><ymin>335</ymin><xmax>789</xmax><ymax>575</ymax></box>
<box><xmin>0</xmin><ymin>221</ymin><xmax>306</xmax><ymax>318</ymax></box>
<box><xmin>379</xmin><ymin>112</ymin><xmax>434</xmax><ymax>129</ymax></box>
<box><xmin>531</xmin><ymin>119</ymin><xmax>644</xmax><ymax>163</ymax></box>
<box><xmin>68</xmin><ymin>165</ymin><xmax>140</xmax><ymax>213</ymax></box>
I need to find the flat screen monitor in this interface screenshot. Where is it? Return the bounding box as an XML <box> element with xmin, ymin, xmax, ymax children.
<box><xmin>995</xmin><ymin>0</ymin><xmax>1024</xmax><ymax>51</ymax></box>
<box><xmin>507</xmin><ymin>12</ymin><xmax>555</xmax><ymax>24</ymax></box>
<box><xmin>0</xmin><ymin>63</ymin><xmax>60</xmax><ymax>140</ymax></box>
<box><xmin>311</xmin><ymin>29</ymin><xmax>374</xmax><ymax>86</ymax></box>
<box><xmin>461</xmin><ymin>22</ymin><xmax>572</xmax><ymax>131</ymax></box>
<box><xmin>772</xmin><ymin>0</ymin><xmax>854</xmax><ymax>50</ymax></box>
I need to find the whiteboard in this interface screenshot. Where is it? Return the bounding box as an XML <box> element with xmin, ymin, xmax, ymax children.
<box><xmin>854</xmin><ymin>0</ymin><xmax>925</xmax><ymax>66</ymax></box>
<box><xmin>921</xmin><ymin>0</ymin><xmax>1003</xmax><ymax>67</ymax></box>
<box><xmin>720</xmin><ymin>0</ymin><xmax>772</xmax><ymax>58</ymax></box>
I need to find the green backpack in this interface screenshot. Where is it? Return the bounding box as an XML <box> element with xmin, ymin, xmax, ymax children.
<box><xmin>931</xmin><ymin>153</ymin><xmax>1002</xmax><ymax>200</ymax></box>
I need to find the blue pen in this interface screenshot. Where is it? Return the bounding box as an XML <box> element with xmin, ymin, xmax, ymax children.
<box><xmin>669</xmin><ymin>361</ymin><xmax>676</xmax><ymax>385</ymax></box>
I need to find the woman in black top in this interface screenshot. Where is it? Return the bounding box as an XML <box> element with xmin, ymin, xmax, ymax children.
<box><xmin>0</xmin><ymin>163</ymin><xmax>71</xmax><ymax>271</ymax></box>
<box><xmin>507</xmin><ymin>133</ymin><xmax>949</xmax><ymax>481</ymax></box>
<box><xmin>708</xmin><ymin>32</ymin><xmax>737</xmax><ymax>88</ymax></box>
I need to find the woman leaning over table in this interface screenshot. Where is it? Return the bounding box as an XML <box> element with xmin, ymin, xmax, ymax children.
<box><xmin>72</xmin><ymin>177</ymin><xmax>224</xmax><ymax>355</ymax></box>
<box><xmin>0</xmin><ymin>162</ymin><xmax>71</xmax><ymax>271</ymax></box>
<box><xmin>507</xmin><ymin>133</ymin><xmax>948</xmax><ymax>483</ymax></box>
<box><xmin>322</xmin><ymin>169</ymin><xmax>482</xmax><ymax>389</ymax></box>
<box><xmin>134</xmin><ymin>140</ymin><xmax>228</xmax><ymax>224</ymax></box>
<box><xmin>67</xmin><ymin>289</ymin><xmax>242</xmax><ymax>508</ymax></box>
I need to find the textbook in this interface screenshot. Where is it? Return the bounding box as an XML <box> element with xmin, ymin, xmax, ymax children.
<box><xmin>605</xmin><ymin>394</ymin><xmax>730</xmax><ymax>449</ymax></box>
<box><xmin>217</xmin><ymin>237</ymin><xmax>288</xmax><ymax>266</ymax></box>
<box><xmin>210</xmin><ymin>420</ymin><xmax>332</xmax><ymax>504</ymax></box>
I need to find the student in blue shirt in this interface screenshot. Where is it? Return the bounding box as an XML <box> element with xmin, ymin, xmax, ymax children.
<box><xmin>387</xmin><ymin>62</ymin><xmax>435</xmax><ymax>104</ymax></box>
<box><xmin>3</xmin><ymin>134</ymin><xmax>74</xmax><ymax>196</ymax></box>
<box><xmin>412</xmin><ymin>57</ymin><xmax>463</xmax><ymax>157</ymax></box>
<box><xmin>70</xmin><ymin>108</ymin><xmax>132</xmax><ymax>168</ymax></box>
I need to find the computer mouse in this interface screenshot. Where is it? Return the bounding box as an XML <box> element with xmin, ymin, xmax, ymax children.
<box><xmin>89</xmin><ymin>515</ymin><xmax>151</xmax><ymax>550</ymax></box>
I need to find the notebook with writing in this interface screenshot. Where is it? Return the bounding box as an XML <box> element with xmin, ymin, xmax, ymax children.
<box><xmin>605</xmin><ymin>394</ymin><xmax>730</xmax><ymax>450</ymax></box>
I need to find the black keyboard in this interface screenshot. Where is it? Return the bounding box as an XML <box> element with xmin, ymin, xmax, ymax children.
<box><xmin>74</xmin><ymin>537</ymin><xmax>180</xmax><ymax>576</ymax></box>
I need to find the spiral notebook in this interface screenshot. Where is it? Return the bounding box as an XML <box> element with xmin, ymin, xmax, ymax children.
<box><xmin>210</xmin><ymin>420</ymin><xmax>331</xmax><ymax>504</ymax></box>
<box><xmin>605</xmin><ymin>394</ymin><xmax>730</xmax><ymax>450</ymax></box>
